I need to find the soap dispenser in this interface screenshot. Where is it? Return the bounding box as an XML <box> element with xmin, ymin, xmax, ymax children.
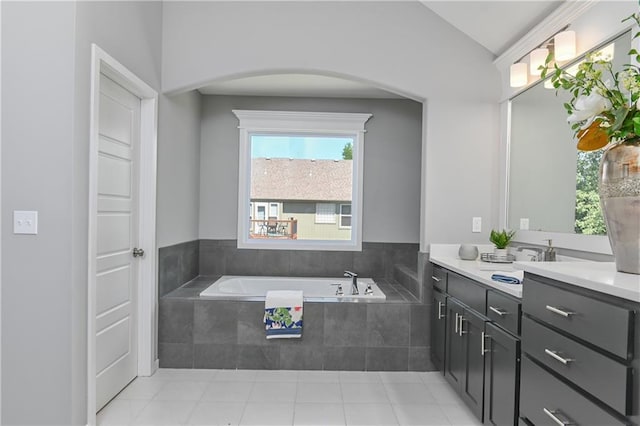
<box><xmin>544</xmin><ymin>239</ymin><xmax>556</xmax><ymax>261</ymax></box>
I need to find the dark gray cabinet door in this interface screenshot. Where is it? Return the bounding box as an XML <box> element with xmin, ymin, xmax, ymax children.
<box><xmin>520</xmin><ymin>356</ymin><xmax>626</xmax><ymax>426</ymax></box>
<box><xmin>431</xmin><ymin>290</ymin><xmax>447</xmax><ymax>372</ymax></box>
<box><xmin>448</xmin><ymin>273</ymin><xmax>487</xmax><ymax>315</ymax></box>
<box><xmin>484</xmin><ymin>322</ymin><xmax>520</xmax><ymax>426</ymax></box>
<box><xmin>445</xmin><ymin>298</ymin><xmax>465</xmax><ymax>389</ymax></box>
<box><xmin>432</xmin><ymin>265</ymin><xmax>447</xmax><ymax>293</ymax></box>
<box><xmin>460</xmin><ymin>307</ymin><xmax>487</xmax><ymax>421</ymax></box>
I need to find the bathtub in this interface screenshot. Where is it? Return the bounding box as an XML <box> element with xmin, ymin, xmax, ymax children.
<box><xmin>199</xmin><ymin>275</ymin><xmax>386</xmax><ymax>301</ymax></box>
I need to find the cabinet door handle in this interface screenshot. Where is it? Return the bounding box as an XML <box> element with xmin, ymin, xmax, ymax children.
<box><xmin>543</xmin><ymin>408</ymin><xmax>573</xmax><ymax>426</ymax></box>
<box><xmin>489</xmin><ymin>306</ymin><xmax>507</xmax><ymax>316</ymax></box>
<box><xmin>545</xmin><ymin>305</ymin><xmax>575</xmax><ymax>317</ymax></box>
<box><xmin>454</xmin><ymin>313</ymin><xmax>459</xmax><ymax>333</ymax></box>
<box><xmin>544</xmin><ymin>349</ymin><xmax>574</xmax><ymax>365</ymax></box>
<box><xmin>459</xmin><ymin>315</ymin><xmax>466</xmax><ymax>336</ymax></box>
<box><xmin>431</xmin><ymin>276</ymin><xmax>441</xmax><ymax>282</ymax></box>
<box><xmin>437</xmin><ymin>302</ymin><xmax>445</xmax><ymax>319</ymax></box>
<box><xmin>481</xmin><ymin>331</ymin><xmax>491</xmax><ymax>356</ymax></box>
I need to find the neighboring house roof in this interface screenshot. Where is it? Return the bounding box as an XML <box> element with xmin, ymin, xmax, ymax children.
<box><xmin>251</xmin><ymin>158</ymin><xmax>352</xmax><ymax>201</ymax></box>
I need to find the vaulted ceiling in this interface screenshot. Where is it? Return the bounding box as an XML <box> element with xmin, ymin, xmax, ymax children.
<box><xmin>198</xmin><ymin>1</ymin><xmax>564</xmax><ymax>99</ymax></box>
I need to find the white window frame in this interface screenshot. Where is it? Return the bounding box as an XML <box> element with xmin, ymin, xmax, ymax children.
<box><xmin>315</xmin><ymin>203</ymin><xmax>336</xmax><ymax>224</ymax></box>
<box><xmin>339</xmin><ymin>203</ymin><xmax>352</xmax><ymax>229</ymax></box>
<box><xmin>234</xmin><ymin>110</ymin><xmax>371</xmax><ymax>251</ymax></box>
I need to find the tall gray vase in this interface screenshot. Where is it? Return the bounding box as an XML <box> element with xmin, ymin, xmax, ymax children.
<box><xmin>599</xmin><ymin>139</ymin><xmax>640</xmax><ymax>274</ymax></box>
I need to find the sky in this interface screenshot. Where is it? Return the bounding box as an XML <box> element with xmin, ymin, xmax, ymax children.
<box><xmin>251</xmin><ymin>134</ymin><xmax>353</xmax><ymax>160</ymax></box>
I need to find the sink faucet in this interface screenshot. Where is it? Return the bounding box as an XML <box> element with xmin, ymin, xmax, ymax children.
<box><xmin>516</xmin><ymin>246</ymin><xmax>544</xmax><ymax>261</ymax></box>
<box><xmin>344</xmin><ymin>271</ymin><xmax>359</xmax><ymax>295</ymax></box>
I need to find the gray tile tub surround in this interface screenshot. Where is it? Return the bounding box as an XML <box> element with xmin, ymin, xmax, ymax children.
<box><xmin>158</xmin><ymin>240</ymin><xmax>199</xmax><ymax>297</ymax></box>
<box><xmin>198</xmin><ymin>240</ymin><xmax>419</xmax><ymax>279</ymax></box>
<box><xmin>158</xmin><ymin>287</ymin><xmax>434</xmax><ymax>371</ymax></box>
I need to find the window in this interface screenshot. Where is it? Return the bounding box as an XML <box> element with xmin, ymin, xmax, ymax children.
<box><xmin>340</xmin><ymin>204</ymin><xmax>352</xmax><ymax>228</ymax></box>
<box><xmin>234</xmin><ymin>110</ymin><xmax>371</xmax><ymax>250</ymax></box>
<box><xmin>315</xmin><ymin>203</ymin><xmax>336</xmax><ymax>224</ymax></box>
<box><xmin>269</xmin><ymin>203</ymin><xmax>279</xmax><ymax>218</ymax></box>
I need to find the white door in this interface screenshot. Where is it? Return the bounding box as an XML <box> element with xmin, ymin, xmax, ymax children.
<box><xmin>255</xmin><ymin>202</ymin><xmax>267</xmax><ymax>233</ymax></box>
<box><xmin>95</xmin><ymin>74</ymin><xmax>141</xmax><ymax>411</ymax></box>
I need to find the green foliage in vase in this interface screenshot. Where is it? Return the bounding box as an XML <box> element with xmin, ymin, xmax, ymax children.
<box><xmin>574</xmin><ymin>150</ymin><xmax>606</xmax><ymax>235</ymax></box>
<box><xmin>541</xmin><ymin>10</ymin><xmax>640</xmax><ymax>151</ymax></box>
<box><xmin>489</xmin><ymin>229</ymin><xmax>516</xmax><ymax>249</ymax></box>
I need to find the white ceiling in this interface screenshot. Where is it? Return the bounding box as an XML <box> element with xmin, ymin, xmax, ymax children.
<box><xmin>197</xmin><ymin>1</ymin><xmax>563</xmax><ymax>99</ymax></box>
<box><xmin>421</xmin><ymin>1</ymin><xmax>564</xmax><ymax>57</ymax></box>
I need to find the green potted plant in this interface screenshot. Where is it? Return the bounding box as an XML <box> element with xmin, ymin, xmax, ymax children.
<box><xmin>490</xmin><ymin>229</ymin><xmax>516</xmax><ymax>258</ymax></box>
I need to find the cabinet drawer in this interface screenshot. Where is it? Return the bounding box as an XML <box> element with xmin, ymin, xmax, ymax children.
<box><xmin>487</xmin><ymin>290</ymin><xmax>521</xmax><ymax>336</ymax></box>
<box><xmin>520</xmin><ymin>356</ymin><xmax>626</xmax><ymax>426</ymax></box>
<box><xmin>523</xmin><ymin>277</ymin><xmax>634</xmax><ymax>360</ymax></box>
<box><xmin>448</xmin><ymin>273</ymin><xmax>486</xmax><ymax>314</ymax></box>
<box><xmin>431</xmin><ymin>265</ymin><xmax>447</xmax><ymax>292</ymax></box>
<box><xmin>522</xmin><ymin>316</ymin><xmax>632</xmax><ymax>415</ymax></box>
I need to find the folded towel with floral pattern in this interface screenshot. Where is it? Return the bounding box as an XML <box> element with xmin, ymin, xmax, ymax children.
<box><xmin>264</xmin><ymin>290</ymin><xmax>303</xmax><ymax>339</ymax></box>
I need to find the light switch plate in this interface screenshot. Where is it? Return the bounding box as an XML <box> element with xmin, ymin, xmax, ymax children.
<box><xmin>14</xmin><ymin>211</ymin><xmax>38</xmax><ymax>234</ymax></box>
<box><xmin>472</xmin><ymin>217</ymin><xmax>482</xmax><ymax>233</ymax></box>
<box><xmin>520</xmin><ymin>218</ymin><xmax>530</xmax><ymax>230</ymax></box>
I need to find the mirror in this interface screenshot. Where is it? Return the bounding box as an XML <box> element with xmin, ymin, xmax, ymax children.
<box><xmin>508</xmin><ymin>30</ymin><xmax>631</xmax><ymax>235</ymax></box>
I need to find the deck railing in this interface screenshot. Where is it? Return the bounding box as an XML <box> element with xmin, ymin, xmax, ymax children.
<box><xmin>249</xmin><ymin>219</ymin><xmax>298</xmax><ymax>239</ymax></box>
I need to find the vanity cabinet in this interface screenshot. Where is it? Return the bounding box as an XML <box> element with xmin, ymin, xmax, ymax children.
<box><xmin>445</xmin><ymin>296</ymin><xmax>490</xmax><ymax>420</ymax></box>
<box><xmin>520</xmin><ymin>273</ymin><xmax>638</xmax><ymax>426</ymax></box>
<box><xmin>484</xmin><ymin>322</ymin><xmax>520</xmax><ymax>426</ymax></box>
<box><xmin>431</xmin><ymin>288</ymin><xmax>447</xmax><ymax>371</ymax></box>
<box><xmin>431</xmin><ymin>264</ymin><xmax>522</xmax><ymax>425</ymax></box>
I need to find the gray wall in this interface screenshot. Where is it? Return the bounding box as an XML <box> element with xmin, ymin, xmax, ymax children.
<box><xmin>199</xmin><ymin>95</ymin><xmax>423</xmax><ymax>243</ymax></box>
<box><xmin>2</xmin><ymin>3</ymin><xmax>77</xmax><ymax>424</ymax></box>
<box><xmin>157</xmin><ymin>91</ymin><xmax>202</xmax><ymax>248</ymax></box>
<box><xmin>423</xmin><ymin>100</ymin><xmax>501</xmax><ymax>245</ymax></box>
<box><xmin>2</xmin><ymin>2</ymin><xmax>163</xmax><ymax>424</ymax></box>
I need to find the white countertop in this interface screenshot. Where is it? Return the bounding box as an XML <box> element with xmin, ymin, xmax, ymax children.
<box><xmin>514</xmin><ymin>261</ymin><xmax>640</xmax><ymax>303</ymax></box>
<box><xmin>429</xmin><ymin>244</ymin><xmax>523</xmax><ymax>298</ymax></box>
<box><xmin>429</xmin><ymin>244</ymin><xmax>640</xmax><ymax>303</ymax></box>
<box><xmin>430</xmin><ymin>256</ymin><xmax>523</xmax><ymax>298</ymax></box>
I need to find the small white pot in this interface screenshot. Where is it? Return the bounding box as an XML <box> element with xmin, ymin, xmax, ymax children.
<box><xmin>494</xmin><ymin>248</ymin><xmax>508</xmax><ymax>259</ymax></box>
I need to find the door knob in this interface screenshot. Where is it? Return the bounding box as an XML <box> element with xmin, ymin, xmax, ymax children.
<box><xmin>132</xmin><ymin>248</ymin><xmax>145</xmax><ymax>258</ymax></box>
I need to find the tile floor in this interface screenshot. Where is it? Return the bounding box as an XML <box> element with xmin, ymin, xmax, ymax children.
<box><xmin>97</xmin><ymin>369</ymin><xmax>483</xmax><ymax>426</ymax></box>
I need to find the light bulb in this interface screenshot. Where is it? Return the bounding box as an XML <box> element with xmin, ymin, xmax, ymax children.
<box><xmin>510</xmin><ymin>63</ymin><xmax>528</xmax><ymax>87</ymax></box>
<box><xmin>529</xmin><ymin>48</ymin><xmax>549</xmax><ymax>75</ymax></box>
<box><xmin>554</xmin><ymin>31</ymin><xmax>576</xmax><ymax>61</ymax></box>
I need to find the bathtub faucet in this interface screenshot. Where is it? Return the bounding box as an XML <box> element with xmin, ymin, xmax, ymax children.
<box><xmin>344</xmin><ymin>271</ymin><xmax>359</xmax><ymax>295</ymax></box>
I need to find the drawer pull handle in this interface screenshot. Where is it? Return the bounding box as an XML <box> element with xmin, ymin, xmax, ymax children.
<box><xmin>545</xmin><ymin>349</ymin><xmax>574</xmax><ymax>365</ymax></box>
<box><xmin>481</xmin><ymin>331</ymin><xmax>491</xmax><ymax>356</ymax></box>
<box><xmin>545</xmin><ymin>305</ymin><xmax>575</xmax><ymax>317</ymax></box>
<box><xmin>454</xmin><ymin>313</ymin><xmax>459</xmax><ymax>333</ymax></box>
<box><xmin>431</xmin><ymin>276</ymin><xmax>441</xmax><ymax>282</ymax></box>
<box><xmin>437</xmin><ymin>302</ymin><xmax>445</xmax><ymax>319</ymax></box>
<box><xmin>489</xmin><ymin>306</ymin><xmax>507</xmax><ymax>316</ymax></box>
<box><xmin>459</xmin><ymin>315</ymin><xmax>466</xmax><ymax>336</ymax></box>
<box><xmin>543</xmin><ymin>408</ymin><xmax>573</xmax><ymax>426</ymax></box>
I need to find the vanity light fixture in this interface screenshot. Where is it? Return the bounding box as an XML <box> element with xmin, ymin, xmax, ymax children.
<box><xmin>554</xmin><ymin>30</ymin><xmax>576</xmax><ymax>61</ymax></box>
<box><xmin>510</xmin><ymin>62</ymin><xmax>528</xmax><ymax>87</ymax></box>
<box><xmin>529</xmin><ymin>47</ymin><xmax>549</xmax><ymax>75</ymax></box>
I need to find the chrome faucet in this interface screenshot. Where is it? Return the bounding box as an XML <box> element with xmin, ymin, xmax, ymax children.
<box><xmin>516</xmin><ymin>246</ymin><xmax>545</xmax><ymax>261</ymax></box>
<box><xmin>344</xmin><ymin>271</ymin><xmax>359</xmax><ymax>295</ymax></box>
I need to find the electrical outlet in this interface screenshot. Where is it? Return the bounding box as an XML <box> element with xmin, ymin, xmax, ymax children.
<box><xmin>520</xmin><ymin>218</ymin><xmax>530</xmax><ymax>230</ymax></box>
<box><xmin>472</xmin><ymin>217</ymin><xmax>482</xmax><ymax>233</ymax></box>
<box><xmin>14</xmin><ymin>210</ymin><xmax>38</xmax><ymax>234</ymax></box>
